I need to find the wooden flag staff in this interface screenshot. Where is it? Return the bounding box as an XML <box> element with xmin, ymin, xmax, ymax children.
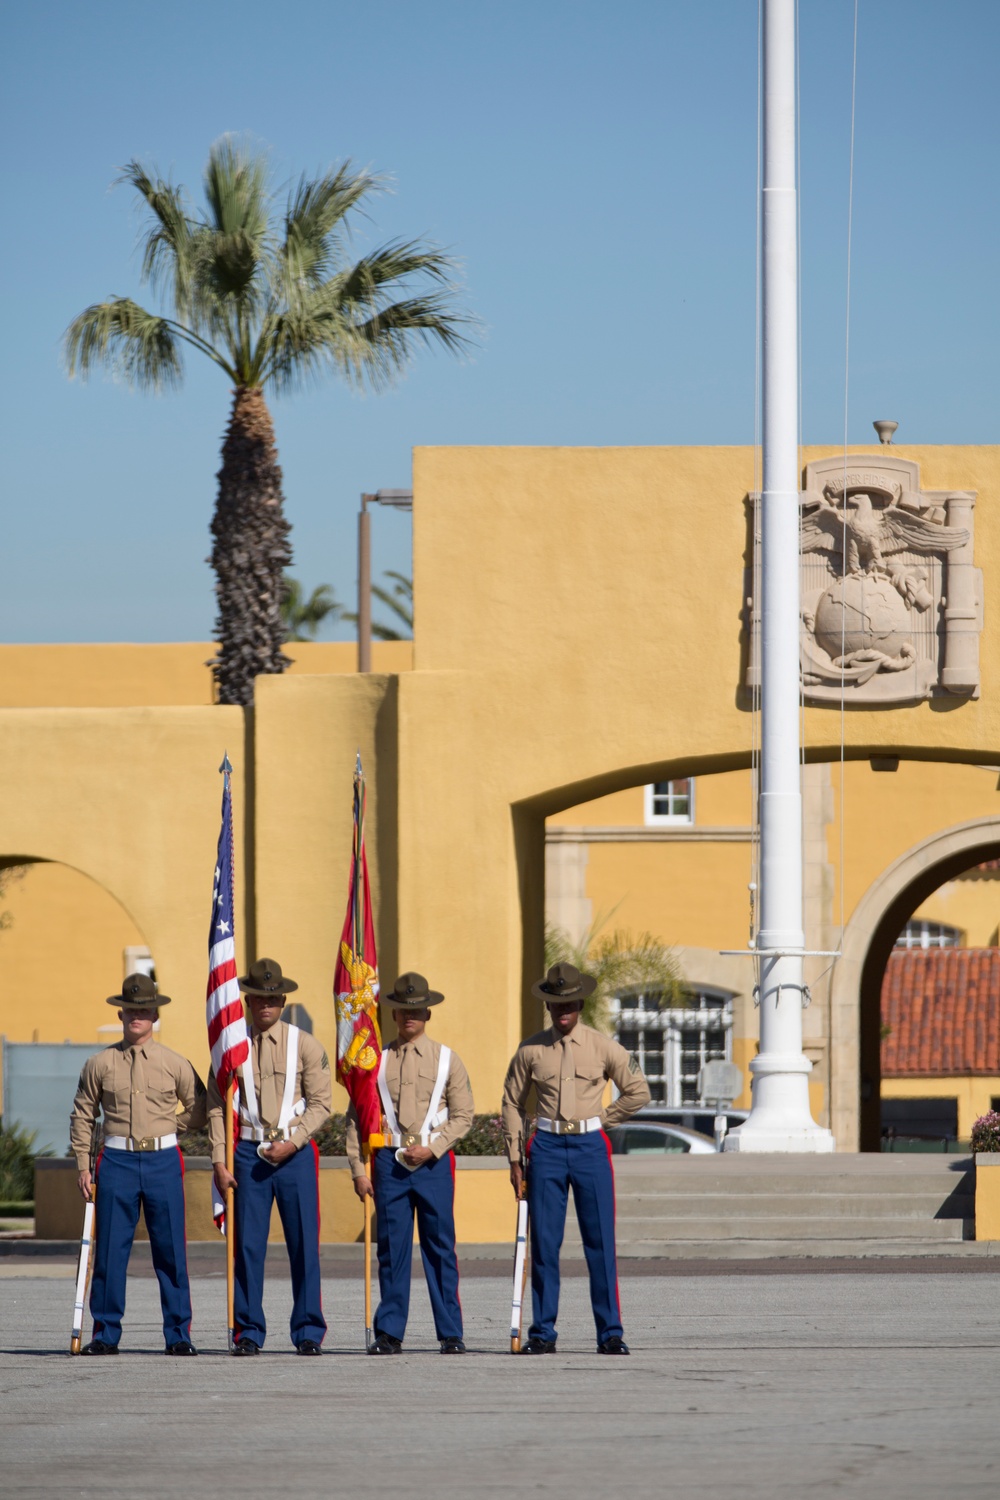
<box><xmin>225</xmin><ymin>1078</ymin><xmax>236</xmax><ymax>1351</ymax></box>
<box><xmin>363</xmin><ymin>1146</ymin><xmax>373</xmax><ymax>1350</ymax></box>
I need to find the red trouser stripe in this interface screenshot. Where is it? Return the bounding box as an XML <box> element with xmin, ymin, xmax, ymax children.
<box><xmin>600</xmin><ymin>1130</ymin><xmax>622</xmax><ymax>1319</ymax></box>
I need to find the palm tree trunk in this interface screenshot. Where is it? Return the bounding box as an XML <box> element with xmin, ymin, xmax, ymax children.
<box><xmin>209</xmin><ymin>387</ymin><xmax>293</xmax><ymax>705</ymax></box>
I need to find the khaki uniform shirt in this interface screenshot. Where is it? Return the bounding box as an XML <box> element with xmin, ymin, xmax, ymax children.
<box><xmin>207</xmin><ymin>1022</ymin><xmax>332</xmax><ymax>1164</ymax></box>
<box><xmin>69</xmin><ymin>1040</ymin><xmax>207</xmax><ymax>1169</ymax></box>
<box><xmin>345</xmin><ymin>1035</ymin><xmax>474</xmax><ymax>1176</ymax></box>
<box><xmin>501</xmin><ymin>1022</ymin><xmax>651</xmax><ymax>1161</ymax></box>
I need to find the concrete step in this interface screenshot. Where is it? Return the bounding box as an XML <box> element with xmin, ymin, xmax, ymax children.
<box><xmin>603</xmin><ymin>1237</ymin><xmax>993</xmax><ymax>1260</ymax></box>
<box><xmin>613</xmin><ymin>1192</ymin><xmax>970</xmax><ymax>1220</ymax></box>
<box><xmin>565</xmin><ymin>1215</ymin><xmax>970</xmax><ymax>1243</ymax></box>
<box><xmin>613</xmin><ymin>1169</ymin><xmax>974</xmax><ymax>1196</ymax></box>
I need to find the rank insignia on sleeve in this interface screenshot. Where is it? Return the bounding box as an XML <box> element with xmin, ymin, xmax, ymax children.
<box><xmin>628</xmin><ymin>1055</ymin><xmax>641</xmax><ymax>1074</ymax></box>
<box><xmin>321</xmin><ymin>1051</ymin><xmax>330</xmax><ymax>1070</ymax></box>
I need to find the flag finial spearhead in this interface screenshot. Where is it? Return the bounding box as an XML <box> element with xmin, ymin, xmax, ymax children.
<box><xmin>219</xmin><ymin>752</ymin><xmax>233</xmax><ymax>776</ymax></box>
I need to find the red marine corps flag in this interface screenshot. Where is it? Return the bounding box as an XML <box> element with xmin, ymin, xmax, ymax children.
<box><xmin>334</xmin><ymin>753</ymin><xmax>383</xmax><ymax>1147</ymax></box>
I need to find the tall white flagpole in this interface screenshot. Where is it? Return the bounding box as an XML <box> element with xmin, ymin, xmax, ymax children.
<box><xmin>725</xmin><ymin>0</ymin><xmax>834</xmax><ymax>1152</ymax></box>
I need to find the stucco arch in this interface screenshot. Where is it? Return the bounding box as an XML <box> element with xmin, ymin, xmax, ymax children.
<box><xmin>830</xmin><ymin>817</ymin><xmax>1000</xmax><ymax>1151</ymax></box>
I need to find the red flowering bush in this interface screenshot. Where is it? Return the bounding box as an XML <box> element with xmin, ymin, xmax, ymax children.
<box><xmin>970</xmin><ymin>1112</ymin><xmax>1000</xmax><ymax>1154</ymax></box>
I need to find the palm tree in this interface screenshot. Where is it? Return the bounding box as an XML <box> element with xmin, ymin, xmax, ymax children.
<box><xmin>64</xmin><ymin>137</ymin><xmax>471</xmax><ymax>705</ymax></box>
<box><xmin>545</xmin><ymin>917</ymin><xmax>685</xmax><ymax>1033</ymax></box>
<box><xmin>280</xmin><ymin>576</ymin><xmax>341</xmax><ymax>642</ymax></box>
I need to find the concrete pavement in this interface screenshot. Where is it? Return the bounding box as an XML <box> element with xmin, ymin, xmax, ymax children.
<box><xmin>2</xmin><ymin>1265</ymin><xmax>998</xmax><ymax>1497</ymax></box>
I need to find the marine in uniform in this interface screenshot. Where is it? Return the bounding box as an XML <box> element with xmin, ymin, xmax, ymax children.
<box><xmin>501</xmin><ymin>962</ymin><xmax>651</xmax><ymax>1356</ymax></box>
<box><xmin>208</xmin><ymin>957</ymin><xmax>332</xmax><ymax>1356</ymax></box>
<box><xmin>347</xmin><ymin>972</ymin><xmax>474</xmax><ymax>1355</ymax></box>
<box><xmin>69</xmin><ymin>972</ymin><xmax>207</xmax><ymax>1356</ymax></box>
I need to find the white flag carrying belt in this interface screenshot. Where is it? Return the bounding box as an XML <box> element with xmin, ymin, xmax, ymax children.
<box><xmin>377</xmin><ymin>1044</ymin><xmax>451</xmax><ymax>1159</ymax></box>
<box><xmin>239</xmin><ymin>1025</ymin><xmax>307</xmax><ymax>1149</ymax></box>
<box><xmin>211</xmin><ymin>1026</ymin><xmax>307</xmax><ymax>1227</ymax></box>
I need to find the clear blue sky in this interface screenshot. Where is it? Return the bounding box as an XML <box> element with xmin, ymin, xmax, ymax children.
<box><xmin>1</xmin><ymin>1</ymin><xmax>996</xmax><ymax>643</ymax></box>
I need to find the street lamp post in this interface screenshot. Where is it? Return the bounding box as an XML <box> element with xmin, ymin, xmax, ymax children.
<box><xmin>357</xmin><ymin>489</ymin><xmax>413</xmax><ymax>673</ymax></box>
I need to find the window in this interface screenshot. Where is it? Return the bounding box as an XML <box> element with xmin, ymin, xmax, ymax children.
<box><xmin>610</xmin><ymin>986</ymin><xmax>732</xmax><ymax>1105</ymax></box>
<box><xmin>644</xmin><ymin>779</ymin><xmax>694</xmax><ymax>825</ymax></box>
<box><xmin>894</xmin><ymin>920</ymin><xmax>962</xmax><ymax>950</ymax></box>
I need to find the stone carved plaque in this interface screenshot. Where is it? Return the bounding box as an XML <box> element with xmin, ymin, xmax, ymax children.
<box><xmin>745</xmin><ymin>455</ymin><xmax>981</xmax><ymax>704</ymax></box>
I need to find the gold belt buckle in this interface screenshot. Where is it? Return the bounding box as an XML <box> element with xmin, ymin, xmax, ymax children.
<box><xmin>266</xmin><ymin>1127</ymin><xmax>283</xmax><ymax>1142</ymax></box>
<box><xmin>563</xmin><ymin>1120</ymin><xmax>580</xmax><ymax>1135</ymax></box>
<box><xmin>135</xmin><ymin>1137</ymin><xmax>155</xmax><ymax>1152</ymax></box>
<box><xmin>402</xmin><ymin>1132</ymin><xmax>418</xmax><ymax>1148</ymax></box>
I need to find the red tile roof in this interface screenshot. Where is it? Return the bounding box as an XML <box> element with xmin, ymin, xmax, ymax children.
<box><xmin>881</xmin><ymin>949</ymin><xmax>1000</xmax><ymax>1077</ymax></box>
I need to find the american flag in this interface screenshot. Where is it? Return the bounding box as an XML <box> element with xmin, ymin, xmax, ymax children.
<box><xmin>206</xmin><ymin>755</ymin><xmax>249</xmax><ymax>1095</ymax></box>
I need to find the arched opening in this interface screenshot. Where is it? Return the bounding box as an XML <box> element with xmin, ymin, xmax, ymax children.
<box><xmin>855</xmin><ymin>839</ymin><xmax>1000</xmax><ymax>1152</ymax></box>
<box><xmin>830</xmin><ymin>819</ymin><xmax>1000</xmax><ymax>1151</ymax></box>
<box><xmin>0</xmin><ymin>857</ymin><xmax>152</xmax><ymax>1153</ymax></box>
<box><xmin>0</xmin><ymin>857</ymin><xmax>149</xmax><ymax>1043</ymax></box>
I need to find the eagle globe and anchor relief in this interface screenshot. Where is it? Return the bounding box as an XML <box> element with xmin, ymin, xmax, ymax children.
<box><xmin>745</xmin><ymin>454</ymin><xmax>982</xmax><ymax>705</ymax></box>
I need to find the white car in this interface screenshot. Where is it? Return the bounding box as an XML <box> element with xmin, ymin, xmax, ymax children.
<box><xmin>606</xmin><ymin>1121</ymin><xmax>717</xmax><ymax>1155</ymax></box>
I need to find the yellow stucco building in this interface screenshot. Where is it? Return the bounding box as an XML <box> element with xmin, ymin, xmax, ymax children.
<box><xmin>0</xmin><ymin>443</ymin><xmax>997</xmax><ymax>1155</ymax></box>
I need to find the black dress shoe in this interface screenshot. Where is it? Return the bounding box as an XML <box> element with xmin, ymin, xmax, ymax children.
<box><xmin>231</xmin><ymin>1337</ymin><xmax>260</xmax><ymax>1356</ymax></box>
<box><xmin>440</xmin><ymin>1337</ymin><xmax>466</xmax><ymax>1354</ymax></box>
<box><xmin>296</xmin><ymin>1340</ymin><xmax>323</xmax><ymax>1356</ymax></box>
<box><xmin>597</xmin><ymin>1336</ymin><xmax>630</xmax><ymax>1355</ymax></box>
<box><xmin>165</xmin><ymin>1340</ymin><xmax>198</xmax><ymax>1356</ymax></box>
<box><xmin>80</xmin><ymin>1339</ymin><xmax>118</xmax><ymax>1356</ymax></box>
<box><xmin>368</xmin><ymin>1333</ymin><xmax>402</xmax><ymax>1356</ymax></box>
<box><xmin>520</xmin><ymin>1336</ymin><xmax>556</xmax><ymax>1355</ymax></box>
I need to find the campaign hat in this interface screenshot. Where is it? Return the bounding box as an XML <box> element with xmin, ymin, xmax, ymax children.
<box><xmin>531</xmin><ymin>962</ymin><xmax>596</xmax><ymax>1004</ymax></box>
<box><xmin>237</xmin><ymin>957</ymin><xmax>299</xmax><ymax>996</ymax></box>
<box><xmin>386</xmin><ymin>972</ymin><xmax>444</xmax><ymax>1009</ymax></box>
<box><xmin>107</xmin><ymin>972</ymin><xmax>171</xmax><ymax>1008</ymax></box>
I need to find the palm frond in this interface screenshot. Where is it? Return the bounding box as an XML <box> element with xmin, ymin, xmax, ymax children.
<box><xmin>117</xmin><ymin>160</ymin><xmax>196</xmax><ymax>319</ymax></box>
<box><xmin>280</xmin><ymin>574</ymin><xmax>341</xmax><ymax>642</ymax></box>
<box><xmin>544</xmin><ymin>918</ymin><xmax>685</xmax><ymax>1033</ymax></box>
<box><xmin>371</xmin><ymin>578</ymin><xmax>413</xmax><ymax>631</ymax></box>
<box><xmin>63</xmin><ymin>298</ymin><xmax>183</xmax><ymax>390</ymax></box>
<box><xmin>282</xmin><ymin>163</ymin><xmax>384</xmax><ymax>289</ymax></box>
<box><xmin>203</xmin><ymin>136</ymin><xmax>271</xmax><ymax>242</ymax></box>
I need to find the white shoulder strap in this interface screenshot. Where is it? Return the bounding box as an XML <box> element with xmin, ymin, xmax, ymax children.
<box><xmin>377</xmin><ymin>1049</ymin><xmax>400</xmax><ymax>1138</ymax></box>
<box><xmin>239</xmin><ymin>1047</ymin><xmax>262</xmax><ymax>1132</ymax></box>
<box><xmin>420</xmin><ymin>1045</ymin><xmax>451</xmax><ymax>1136</ymax></box>
<box><xmin>277</xmin><ymin>1025</ymin><xmax>300</xmax><ymax>1132</ymax></box>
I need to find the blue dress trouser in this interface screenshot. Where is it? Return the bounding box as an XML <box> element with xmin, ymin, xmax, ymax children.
<box><xmin>526</xmin><ymin>1129</ymin><xmax>622</xmax><ymax>1345</ymax></box>
<box><xmin>372</xmin><ymin>1149</ymin><xmax>463</xmax><ymax>1342</ymax></box>
<box><xmin>233</xmin><ymin>1139</ymin><xmax>326</xmax><ymax>1348</ymax></box>
<box><xmin>90</xmin><ymin>1146</ymin><xmax>192</xmax><ymax>1347</ymax></box>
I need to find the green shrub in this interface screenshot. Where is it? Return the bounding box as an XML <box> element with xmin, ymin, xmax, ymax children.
<box><xmin>179</xmin><ymin>1114</ymin><xmax>508</xmax><ymax>1159</ymax></box>
<box><xmin>971</xmin><ymin>1112</ymin><xmax>1000</xmax><ymax>1154</ymax></box>
<box><xmin>0</xmin><ymin>1120</ymin><xmax>51</xmax><ymax>1201</ymax></box>
<box><xmin>178</xmin><ymin>1128</ymin><xmax>211</xmax><ymax>1157</ymax></box>
<box><xmin>314</xmin><ymin>1114</ymin><xmax>504</xmax><ymax>1157</ymax></box>
<box><xmin>313</xmin><ymin>1115</ymin><xmax>349</xmax><ymax>1156</ymax></box>
<box><xmin>454</xmin><ymin>1114</ymin><xmax>506</xmax><ymax>1156</ymax></box>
